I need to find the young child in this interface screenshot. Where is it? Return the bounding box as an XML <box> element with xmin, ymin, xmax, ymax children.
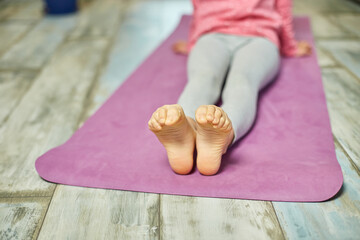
<box><xmin>148</xmin><ymin>0</ymin><xmax>312</xmax><ymax>176</ymax></box>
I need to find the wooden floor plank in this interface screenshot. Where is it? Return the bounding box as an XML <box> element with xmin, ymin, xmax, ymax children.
<box><xmin>160</xmin><ymin>196</ymin><xmax>284</xmax><ymax>240</ymax></box>
<box><xmin>319</xmin><ymin>40</ymin><xmax>360</xmax><ymax>80</ymax></box>
<box><xmin>0</xmin><ymin>0</ymin><xmax>41</xmax><ymax>22</ymax></box>
<box><xmin>0</xmin><ymin>38</ymin><xmax>108</xmax><ymax>197</ymax></box>
<box><xmin>321</xmin><ymin>68</ymin><xmax>360</xmax><ymax>171</ymax></box>
<box><xmin>0</xmin><ymin>70</ymin><xmax>37</xmax><ymax>125</ymax></box>
<box><xmin>315</xmin><ymin>47</ymin><xmax>337</xmax><ymax>67</ymax></box>
<box><xmin>0</xmin><ymin>23</ymin><xmax>33</xmax><ymax>57</ymax></box>
<box><xmin>4</xmin><ymin>0</ymin><xmax>43</xmax><ymax>22</ymax></box>
<box><xmin>67</xmin><ymin>0</ymin><xmax>124</xmax><ymax>40</ymax></box>
<box><xmin>38</xmin><ymin>187</ymin><xmax>159</xmax><ymax>240</ymax></box>
<box><xmin>0</xmin><ymin>1</ymin><xmax>18</xmax><ymax>21</ymax></box>
<box><xmin>310</xmin><ymin>14</ymin><xmax>353</xmax><ymax>38</ymax></box>
<box><xmin>0</xmin><ymin>197</ymin><xmax>50</xmax><ymax>240</ymax></box>
<box><xmin>293</xmin><ymin>0</ymin><xmax>360</xmax><ymax>15</ymax></box>
<box><xmin>329</xmin><ymin>14</ymin><xmax>360</xmax><ymax>37</ymax></box>
<box><xmin>273</xmin><ymin>143</ymin><xmax>360</xmax><ymax>239</ymax></box>
<box><xmin>0</xmin><ymin>15</ymin><xmax>76</xmax><ymax>70</ymax></box>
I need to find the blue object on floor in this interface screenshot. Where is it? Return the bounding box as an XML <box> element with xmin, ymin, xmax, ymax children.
<box><xmin>44</xmin><ymin>0</ymin><xmax>77</xmax><ymax>14</ymax></box>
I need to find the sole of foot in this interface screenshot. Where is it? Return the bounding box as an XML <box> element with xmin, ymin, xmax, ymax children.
<box><xmin>195</xmin><ymin>105</ymin><xmax>234</xmax><ymax>176</ymax></box>
<box><xmin>148</xmin><ymin>104</ymin><xmax>196</xmax><ymax>175</ymax></box>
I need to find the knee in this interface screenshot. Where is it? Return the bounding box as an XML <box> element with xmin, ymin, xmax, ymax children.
<box><xmin>182</xmin><ymin>80</ymin><xmax>222</xmax><ymax>100</ymax></box>
<box><xmin>222</xmin><ymin>78</ymin><xmax>258</xmax><ymax>103</ymax></box>
<box><xmin>187</xmin><ymin>70</ymin><xmax>224</xmax><ymax>87</ymax></box>
<box><xmin>224</xmin><ymin>74</ymin><xmax>255</xmax><ymax>92</ymax></box>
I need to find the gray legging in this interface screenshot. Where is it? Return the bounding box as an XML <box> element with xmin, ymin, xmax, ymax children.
<box><xmin>178</xmin><ymin>32</ymin><xmax>280</xmax><ymax>144</ymax></box>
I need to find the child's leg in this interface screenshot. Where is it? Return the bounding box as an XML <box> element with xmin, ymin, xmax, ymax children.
<box><xmin>178</xmin><ymin>33</ymin><xmax>232</xmax><ymax>118</ymax></box>
<box><xmin>194</xmin><ymin>37</ymin><xmax>279</xmax><ymax>175</ymax></box>
<box><xmin>221</xmin><ymin>37</ymin><xmax>280</xmax><ymax>144</ymax></box>
<box><xmin>149</xmin><ymin>33</ymin><xmax>233</xmax><ymax>175</ymax></box>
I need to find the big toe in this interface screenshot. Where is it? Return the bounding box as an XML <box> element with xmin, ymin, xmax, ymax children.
<box><xmin>196</xmin><ymin>105</ymin><xmax>217</xmax><ymax>124</ymax></box>
<box><xmin>165</xmin><ymin>105</ymin><xmax>183</xmax><ymax>125</ymax></box>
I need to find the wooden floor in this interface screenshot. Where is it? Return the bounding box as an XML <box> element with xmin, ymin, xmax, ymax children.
<box><xmin>0</xmin><ymin>0</ymin><xmax>359</xmax><ymax>239</ymax></box>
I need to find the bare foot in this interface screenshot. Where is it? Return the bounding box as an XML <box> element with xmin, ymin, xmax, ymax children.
<box><xmin>296</xmin><ymin>41</ymin><xmax>312</xmax><ymax>57</ymax></box>
<box><xmin>195</xmin><ymin>105</ymin><xmax>234</xmax><ymax>175</ymax></box>
<box><xmin>172</xmin><ymin>40</ymin><xmax>188</xmax><ymax>55</ymax></box>
<box><xmin>148</xmin><ymin>104</ymin><xmax>196</xmax><ymax>174</ymax></box>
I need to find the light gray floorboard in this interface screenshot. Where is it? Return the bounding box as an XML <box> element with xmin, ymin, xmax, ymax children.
<box><xmin>0</xmin><ymin>23</ymin><xmax>32</xmax><ymax>57</ymax></box>
<box><xmin>0</xmin><ymin>0</ymin><xmax>42</xmax><ymax>22</ymax></box>
<box><xmin>160</xmin><ymin>196</ymin><xmax>284</xmax><ymax>240</ymax></box>
<box><xmin>0</xmin><ymin>15</ymin><xmax>76</xmax><ymax>70</ymax></box>
<box><xmin>38</xmin><ymin>187</ymin><xmax>159</xmax><ymax>240</ymax></box>
<box><xmin>5</xmin><ymin>0</ymin><xmax>43</xmax><ymax>21</ymax></box>
<box><xmin>0</xmin><ymin>197</ymin><xmax>50</xmax><ymax>240</ymax></box>
<box><xmin>0</xmin><ymin>70</ymin><xmax>37</xmax><ymax>125</ymax></box>
<box><xmin>67</xmin><ymin>0</ymin><xmax>124</xmax><ymax>40</ymax></box>
<box><xmin>310</xmin><ymin>14</ymin><xmax>353</xmax><ymax>38</ymax></box>
<box><xmin>329</xmin><ymin>14</ymin><xmax>360</xmax><ymax>37</ymax></box>
<box><xmin>320</xmin><ymin>40</ymin><xmax>360</xmax><ymax>79</ymax></box>
<box><xmin>315</xmin><ymin>47</ymin><xmax>337</xmax><ymax>67</ymax></box>
<box><xmin>0</xmin><ymin>38</ymin><xmax>108</xmax><ymax>197</ymax></box>
<box><xmin>293</xmin><ymin>0</ymin><xmax>360</xmax><ymax>14</ymax></box>
<box><xmin>322</xmin><ymin>68</ymin><xmax>360</xmax><ymax>171</ymax></box>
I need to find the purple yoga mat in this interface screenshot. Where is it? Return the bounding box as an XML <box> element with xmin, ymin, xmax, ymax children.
<box><xmin>36</xmin><ymin>16</ymin><xmax>343</xmax><ymax>202</ymax></box>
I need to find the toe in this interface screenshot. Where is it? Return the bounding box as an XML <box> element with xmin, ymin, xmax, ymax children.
<box><xmin>165</xmin><ymin>106</ymin><xmax>181</xmax><ymax>125</ymax></box>
<box><xmin>158</xmin><ymin>107</ymin><xmax>167</xmax><ymax>125</ymax></box>
<box><xmin>154</xmin><ymin>110</ymin><xmax>160</xmax><ymax>122</ymax></box>
<box><xmin>149</xmin><ymin>118</ymin><xmax>161</xmax><ymax>130</ymax></box>
<box><xmin>148</xmin><ymin>120</ymin><xmax>153</xmax><ymax>129</ymax></box>
<box><xmin>195</xmin><ymin>105</ymin><xmax>208</xmax><ymax>124</ymax></box>
<box><xmin>225</xmin><ymin>123</ymin><xmax>233</xmax><ymax>131</ymax></box>
<box><xmin>148</xmin><ymin>113</ymin><xmax>156</xmax><ymax>129</ymax></box>
<box><xmin>212</xmin><ymin>107</ymin><xmax>222</xmax><ymax>125</ymax></box>
<box><xmin>217</xmin><ymin>116</ymin><xmax>225</xmax><ymax>128</ymax></box>
<box><xmin>206</xmin><ymin>105</ymin><xmax>216</xmax><ymax>122</ymax></box>
<box><xmin>222</xmin><ymin>118</ymin><xmax>230</xmax><ymax>130</ymax></box>
<box><xmin>221</xmin><ymin>113</ymin><xmax>233</xmax><ymax>132</ymax></box>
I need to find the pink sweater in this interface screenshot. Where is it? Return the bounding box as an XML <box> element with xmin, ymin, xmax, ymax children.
<box><xmin>188</xmin><ymin>0</ymin><xmax>298</xmax><ymax>57</ymax></box>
